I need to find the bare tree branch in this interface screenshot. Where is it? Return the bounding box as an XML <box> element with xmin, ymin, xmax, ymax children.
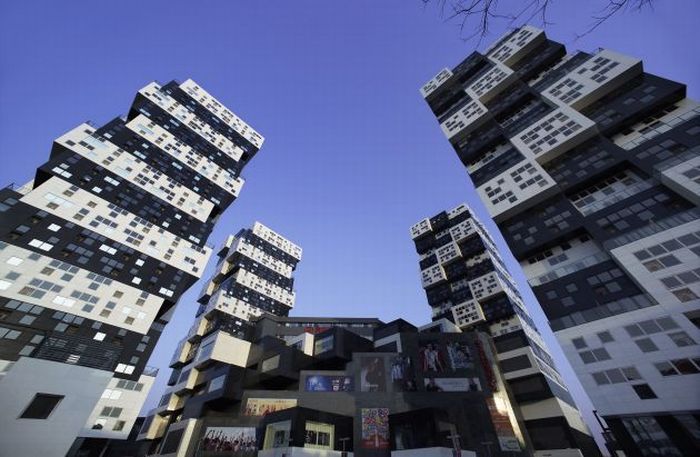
<box><xmin>576</xmin><ymin>0</ymin><xmax>654</xmax><ymax>39</ymax></box>
<box><xmin>421</xmin><ymin>0</ymin><xmax>654</xmax><ymax>43</ymax></box>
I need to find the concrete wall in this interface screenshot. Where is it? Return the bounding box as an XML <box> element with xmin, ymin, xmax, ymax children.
<box><xmin>0</xmin><ymin>357</ymin><xmax>111</xmax><ymax>457</ymax></box>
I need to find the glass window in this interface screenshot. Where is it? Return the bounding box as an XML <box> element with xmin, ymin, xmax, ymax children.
<box><xmin>625</xmin><ymin>324</ymin><xmax>644</xmax><ymax>337</ymax></box>
<box><xmin>632</xmin><ymin>383</ymin><xmax>657</xmax><ymax>399</ymax></box>
<box><xmin>622</xmin><ymin>366</ymin><xmax>642</xmax><ymax>381</ymax></box>
<box><xmin>304</xmin><ymin>421</ymin><xmax>334</xmax><ymax>450</ymax></box>
<box><xmin>668</xmin><ymin>331</ymin><xmax>696</xmax><ymax>347</ymax></box>
<box><xmin>639</xmin><ymin>320</ymin><xmax>662</xmax><ymax>334</ymax></box>
<box><xmin>571</xmin><ymin>337</ymin><xmax>587</xmax><ymax>349</ymax></box>
<box><xmin>501</xmin><ymin>354</ymin><xmax>532</xmax><ymax>372</ymax></box>
<box><xmin>579</xmin><ymin>351</ymin><xmax>596</xmax><ymax>364</ymax></box>
<box><xmin>672</xmin><ymin>359</ymin><xmax>700</xmax><ymax>375</ymax></box>
<box><xmin>264</xmin><ymin>420</ymin><xmax>292</xmax><ymax>449</ymax></box>
<box><xmin>597</xmin><ymin>331</ymin><xmax>614</xmax><ymax>343</ymax></box>
<box><xmin>592</xmin><ymin>348</ymin><xmax>611</xmax><ymax>361</ymax></box>
<box><xmin>656</xmin><ymin>317</ymin><xmax>679</xmax><ymax>330</ymax></box>
<box><xmin>655</xmin><ymin>361</ymin><xmax>678</xmax><ymax>376</ymax></box>
<box><xmin>592</xmin><ymin>372</ymin><xmax>609</xmax><ymax>385</ymax></box>
<box><xmin>19</xmin><ymin>393</ymin><xmax>64</xmax><ymax>419</ymax></box>
<box><xmin>634</xmin><ymin>338</ymin><xmax>659</xmax><ymax>353</ymax></box>
<box><xmin>605</xmin><ymin>369</ymin><xmax>625</xmax><ymax>383</ymax></box>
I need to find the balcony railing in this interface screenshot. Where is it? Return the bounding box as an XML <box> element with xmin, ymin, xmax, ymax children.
<box><xmin>34</xmin><ymin>332</ymin><xmax>121</xmax><ymax>371</ymax></box>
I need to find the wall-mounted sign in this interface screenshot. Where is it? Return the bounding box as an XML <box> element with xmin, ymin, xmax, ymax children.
<box><xmin>201</xmin><ymin>427</ymin><xmax>257</xmax><ymax>454</ymax></box>
<box><xmin>243</xmin><ymin>398</ymin><xmax>297</xmax><ymax>416</ymax></box>
<box><xmin>305</xmin><ymin>375</ymin><xmax>354</xmax><ymax>392</ymax></box>
<box><xmin>423</xmin><ymin>377</ymin><xmax>481</xmax><ymax>392</ymax></box>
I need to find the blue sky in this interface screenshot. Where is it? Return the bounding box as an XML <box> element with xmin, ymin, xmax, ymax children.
<box><xmin>2</xmin><ymin>0</ymin><xmax>698</xmax><ymax>450</ymax></box>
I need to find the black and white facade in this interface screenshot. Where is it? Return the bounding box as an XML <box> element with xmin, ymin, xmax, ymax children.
<box><xmin>137</xmin><ymin>223</ymin><xmax>302</xmax><ymax>454</ymax></box>
<box><xmin>420</xmin><ymin>25</ymin><xmax>700</xmax><ymax>456</ymax></box>
<box><xmin>411</xmin><ymin>205</ymin><xmax>599</xmax><ymax>457</ymax></box>
<box><xmin>0</xmin><ymin>79</ymin><xmax>263</xmax><ymax>457</ymax></box>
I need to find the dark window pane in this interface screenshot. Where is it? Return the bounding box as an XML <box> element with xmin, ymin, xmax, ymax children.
<box><xmin>19</xmin><ymin>393</ymin><xmax>64</xmax><ymax>419</ymax></box>
<box><xmin>672</xmin><ymin>359</ymin><xmax>700</xmax><ymax>375</ymax></box>
<box><xmin>632</xmin><ymin>384</ymin><xmax>657</xmax><ymax>399</ymax></box>
<box><xmin>635</xmin><ymin>338</ymin><xmax>658</xmax><ymax>353</ymax></box>
<box><xmin>500</xmin><ymin>354</ymin><xmax>532</xmax><ymax>372</ymax></box>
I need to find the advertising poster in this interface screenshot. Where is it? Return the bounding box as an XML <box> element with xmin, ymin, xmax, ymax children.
<box><xmin>424</xmin><ymin>377</ymin><xmax>481</xmax><ymax>392</ymax></box>
<box><xmin>446</xmin><ymin>341</ymin><xmax>473</xmax><ymax>370</ymax></box>
<box><xmin>419</xmin><ymin>342</ymin><xmax>447</xmax><ymax>373</ymax></box>
<box><xmin>486</xmin><ymin>397</ymin><xmax>521</xmax><ymax>452</ymax></box>
<box><xmin>391</xmin><ymin>354</ymin><xmax>417</xmax><ymax>391</ymax></box>
<box><xmin>201</xmin><ymin>427</ymin><xmax>257</xmax><ymax>454</ymax></box>
<box><xmin>360</xmin><ymin>357</ymin><xmax>387</xmax><ymax>392</ymax></box>
<box><xmin>361</xmin><ymin>408</ymin><xmax>389</xmax><ymax>449</ymax></box>
<box><xmin>314</xmin><ymin>335</ymin><xmax>334</xmax><ymax>355</ymax></box>
<box><xmin>305</xmin><ymin>375</ymin><xmax>354</xmax><ymax>392</ymax></box>
<box><xmin>243</xmin><ymin>398</ymin><xmax>297</xmax><ymax>416</ymax></box>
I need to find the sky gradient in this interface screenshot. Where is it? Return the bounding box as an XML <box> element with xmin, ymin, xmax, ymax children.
<box><xmin>1</xmin><ymin>1</ymin><xmax>699</xmax><ymax>452</ymax></box>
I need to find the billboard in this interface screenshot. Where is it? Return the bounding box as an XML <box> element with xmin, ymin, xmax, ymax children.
<box><xmin>360</xmin><ymin>408</ymin><xmax>389</xmax><ymax>449</ymax></box>
<box><xmin>360</xmin><ymin>357</ymin><xmax>387</xmax><ymax>392</ymax></box>
<box><xmin>390</xmin><ymin>354</ymin><xmax>417</xmax><ymax>391</ymax></box>
<box><xmin>486</xmin><ymin>397</ymin><xmax>521</xmax><ymax>451</ymax></box>
<box><xmin>243</xmin><ymin>398</ymin><xmax>297</xmax><ymax>416</ymax></box>
<box><xmin>446</xmin><ymin>341</ymin><xmax>473</xmax><ymax>370</ymax></box>
<box><xmin>201</xmin><ymin>427</ymin><xmax>257</xmax><ymax>454</ymax></box>
<box><xmin>305</xmin><ymin>375</ymin><xmax>354</xmax><ymax>392</ymax></box>
<box><xmin>419</xmin><ymin>342</ymin><xmax>448</xmax><ymax>373</ymax></box>
<box><xmin>423</xmin><ymin>377</ymin><xmax>481</xmax><ymax>392</ymax></box>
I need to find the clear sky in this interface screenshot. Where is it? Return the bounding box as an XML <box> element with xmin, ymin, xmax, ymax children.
<box><xmin>1</xmin><ymin>0</ymin><xmax>698</xmax><ymax>452</ymax></box>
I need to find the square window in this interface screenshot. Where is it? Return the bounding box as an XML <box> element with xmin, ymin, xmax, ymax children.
<box><xmin>632</xmin><ymin>383</ymin><xmax>657</xmax><ymax>399</ymax></box>
<box><xmin>6</xmin><ymin>256</ymin><xmax>23</xmax><ymax>266</ymax></box>
<box><xmin>572</xmin><ymin>337</ymin><xmax>587</xmax><ymax>349</ymax></box>
<box><xmin>656</xmin><ymin>317</ymin><xmax>679</xmax><ymax>330</ymax></box>
<box><xmin>634</xmin><ymin>338</ymin><xmax>659</xmax><ymax>353</ymax></box>
<box><xmin>668</xmin><ymin>331</ymin><xmax>696</xmax><ymax>347</ymax></box>
<box><xmin>622</xmin><ymin>367</ymin><xmax>641</xmax><ymax>381</ymax></box>
<box><xmin>579</xmin><ymin>351</ymin><xmax>596</xmax><ymax>364</ymax></box>
<box><xmin>639</xmin><ymin>320</ymin><xmax>662</xmax><ymax>334</ymax></box>
<box><xmin>592</xmin><ymin>372</ymin><xmax>609</xmax><ymax>385</ymax></box>
<box><xmin>654</xmin><ymin>361</ymin><xmax>678</xmax><ymax>376</ymax></box>
<box><xmin>592</xmin><ymin>348</ymin><xmax>611</xmax><ymax>361</ymax></box>
<box><xmin>672</xmin><ymin>359</ymin><xmax>700</xmax><ymax>374</ymax></box>
<box><xmin>672</xmin><ymin>288</ymin><xmax>698</xmax><ymax>302</ymax></box>
<box><xmin>19</xmin><ymin>315</ymin><xmax>35</xmax><ymax>326</ymax></box>
<box><xmin>605</xmin><ymin>369</ymin><xmax>625</xmax><ymax>383</ymax></box>
<box><xmin>597</xmin><ymin>331</ymin><xmax>614</xmax><ymax>343</ymax></box>
<box><xmin>19</xmin><ymin>393</ymin><xmax>64</xmax><ymax>419</ymax></box>
<box><xmin>113</xmin><ymin>420</ymin><xmax>126</xmax><ymax>431</ymax></box>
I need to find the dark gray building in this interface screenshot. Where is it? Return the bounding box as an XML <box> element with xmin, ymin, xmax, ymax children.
<box><xmin>420</xmin><ymin>25</ymin><xmax>700</xmax><ymax>457</ymax></box>
<box><xmin>411</xmin><ymin>204</ymin><xmax>599</xmax><ymax>456</ymax></box>
<box><xmin>0</xmin><ymin>79</ymin><xmax>263</xmax><ymax>457</ymax></box>
<box><xmin>133</xmin><ymin>225</ymin><xmax>536</xmax><ymax>457</ymax></box>
<box><xmin>141</xmin><ymin>313</ymin><xmax>532</xmax><ymax>457</ymax></box>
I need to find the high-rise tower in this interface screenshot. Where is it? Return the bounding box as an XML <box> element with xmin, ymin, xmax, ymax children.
<box><xmin>0</xmin><ymin>79</ymin><xmax>263</xmax><ymax>457</ymax></box>
<box><xmin>420</xmin><ymin>25</ymin><xmax>700</xmax><ymax>456</ymax></box>
<box><xmin>411</xmin><ymin>204</ymin><xmax>599</xmax><ymax>456</ymax></box>
<box><xmin>137</xmin><ymin>223</ymin><xmax>302</xmax><ymax>452</ymax></box>
<box><xmin>136</xmin><ymin>223</ymin><xmax>532</xmax><ymax>457</ymax></box>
